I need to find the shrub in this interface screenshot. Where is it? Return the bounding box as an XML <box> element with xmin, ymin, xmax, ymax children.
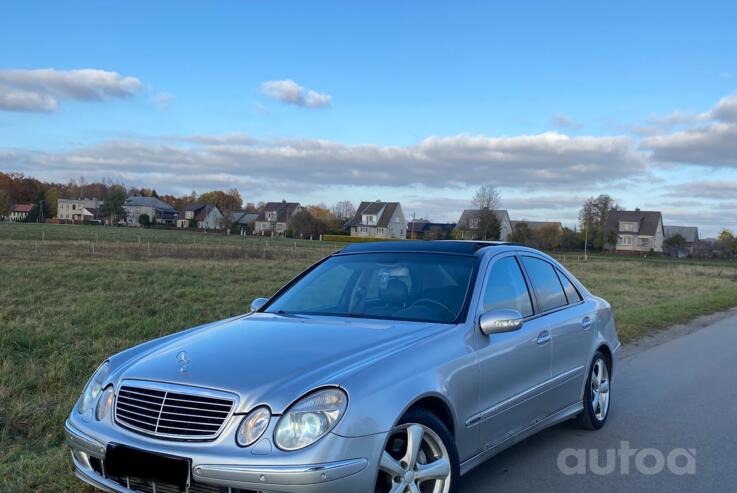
<box><xmin>322</xmin><ymin>235</ymin><xmax>398</xmax><ymax>243</ymax></box>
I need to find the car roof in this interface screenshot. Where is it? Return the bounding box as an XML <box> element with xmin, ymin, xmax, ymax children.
<box><xmin>337</xmin><ymin>240</ymin><xmax>519</xmax><ymax>256</ymax></box>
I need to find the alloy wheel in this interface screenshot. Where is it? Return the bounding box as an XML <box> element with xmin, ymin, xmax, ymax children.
<box><xmin>591</xmin><ymin>357</ymin><xmax>610</xmax><ymax>421</ymax></box>
<box><xmin>377</xmin><ymin>423</ymin><xmax>452</xmax><ymax>493</ymax></box>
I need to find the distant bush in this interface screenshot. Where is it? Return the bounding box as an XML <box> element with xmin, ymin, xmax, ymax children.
<box><xmin>322</xmin><ymin>235</ymin><xmax>396</xmax><ymax>243</ymax></box>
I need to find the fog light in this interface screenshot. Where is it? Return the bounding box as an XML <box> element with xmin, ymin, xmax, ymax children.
<box><xmin>95</xmin><ymin>386</ymin><xmax>114</xmax><ymax>421</ymax></box>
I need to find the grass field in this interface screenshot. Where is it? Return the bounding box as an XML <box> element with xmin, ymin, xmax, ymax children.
<box><xmin>1</xmin><ymin>223</ymin><xmax>736</xmax><ymax>492</ymax></box>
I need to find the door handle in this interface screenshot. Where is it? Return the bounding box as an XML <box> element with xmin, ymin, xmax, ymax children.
<box><xmin>582</xmin><ymin>316</ymin><xmax>592</xmax><ymax>330</ymax></box>
<box><xmin>537</xmin><ymin>330</ymin><xmax>551</xmax><ymax>345</ymax></box>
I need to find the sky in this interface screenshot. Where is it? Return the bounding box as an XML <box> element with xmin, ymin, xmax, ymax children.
<box><xmin>1</xmin><ymin>0</ymin><xmax>737</xmax><ymax>236</ymax></box>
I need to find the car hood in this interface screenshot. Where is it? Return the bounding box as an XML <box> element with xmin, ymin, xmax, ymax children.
<box><xmin>115</xmin><ymin>312</ymin><xmax>447</xmax><ymax>413</ymax></box>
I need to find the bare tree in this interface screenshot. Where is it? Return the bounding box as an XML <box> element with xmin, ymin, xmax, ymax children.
<box><xmin>331</xmin><ymin>200</ymin><xmax>356</xmax><ymax>222</ymax></box>
<box><xmin>472</xmin><ymin>184</ymin><xmax>501</xmax><ymax>240</ymax></box>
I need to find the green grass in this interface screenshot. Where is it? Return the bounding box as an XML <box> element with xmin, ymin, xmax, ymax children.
<box><xmin>0</xmin><ymin>222</ymin><xmax>343</xmax><ymax>248</ymax></box>
<box><xmin>1</xmin><ymin>224</ymin><xmax>736</xmax><ymax>491</ymax></box>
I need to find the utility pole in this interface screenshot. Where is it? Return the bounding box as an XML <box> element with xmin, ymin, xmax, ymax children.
<box><xmin>584</xmin><ymin>222</ymin><xmax>588</xmax><ymax>261</ymax></box>
<box><xmin>410</xmin><ymin>212</ymin><xmax>416</xmax><ymax>239</ymax></box>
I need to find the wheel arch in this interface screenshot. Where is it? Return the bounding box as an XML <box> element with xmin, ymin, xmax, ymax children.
<box><xmin>396</xmin><ymin>392</ymin><xmax>458</xmax><ymax>437</ymax></box>
<box><xmin>596</xmin><ymin>343</ymin><xmax>613</xmax><ymax>374</ymax></box>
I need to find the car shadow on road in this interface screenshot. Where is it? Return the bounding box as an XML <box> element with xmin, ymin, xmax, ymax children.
<box><xmin>459</xmin><ymin>420</ymin><xmax>584</xmax><ymax>492</ymax></box>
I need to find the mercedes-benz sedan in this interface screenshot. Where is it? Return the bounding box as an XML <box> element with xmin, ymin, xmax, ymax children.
<box><xmin>66</xmin><ymin>240</ymin><xmax>620</xmax><ymax>493</ymax></box>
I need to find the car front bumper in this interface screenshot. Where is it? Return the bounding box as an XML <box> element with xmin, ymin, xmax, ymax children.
<box><xmin>65</xmin><ymin>415</ymin><xmax>386</xmax><ymax>493</ymax></box>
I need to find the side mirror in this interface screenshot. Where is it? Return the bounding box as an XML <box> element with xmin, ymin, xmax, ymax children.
<box><xmin>250</xmin><ymin>297</ymin><xmax>269</xmax><ymax>312</ymax></box>
<box><xmin>479</xmin><ymin>309</ymin><xmax>524</xmax><ymax>336</ymax></box>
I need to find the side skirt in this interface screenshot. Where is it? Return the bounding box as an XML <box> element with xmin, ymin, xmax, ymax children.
<box><xmin>459</xmin><ymin>401</ymin><xmax>583</xmax><ymax>476</ymax></box>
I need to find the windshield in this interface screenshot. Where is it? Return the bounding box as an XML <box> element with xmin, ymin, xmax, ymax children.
<box><xmin>265</xmin><ymin>253</ymin><xmax>477</xmax><ymax>323</ymax></box>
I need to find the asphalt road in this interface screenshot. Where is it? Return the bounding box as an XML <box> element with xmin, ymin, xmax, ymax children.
<box><xmin>460</xmin><ymin>310</ymin><xmax>737</xmax><ymax>493</ymax></box>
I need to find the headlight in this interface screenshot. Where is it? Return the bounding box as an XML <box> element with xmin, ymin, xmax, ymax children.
<box><xmin>78</xmin><ymin>361</ymin><xmax>110</xmax><ymax>415</ymax></box>
<box><xmin>274</xmin><ymin>388</ymin><xmax>348</xmax><ymax>451</ymax></box>
<box><xmin>236</xmin><ymin>407</ymin><xmax>271</xmax><ymax>447</ymax></box>
<box><xmin>95</xmin><ymin>386</ymin><xmax>115</xmax><ymax>421</ymax></box>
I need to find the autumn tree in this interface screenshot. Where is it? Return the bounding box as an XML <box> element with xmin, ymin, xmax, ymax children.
<box><xmin>197</xmin><ymin>189</ymin><xmax>243</xmax><ymax>212</ymax></box>
<box><xmin>26</xmin><ymin>190</ymin><xmax>51</xmax><ymax>222</ymax></box>
<box><xmin>45</xmin><ymin>186</ymin><xmax>61</xmax><ymax>218</ymax></box>
<box><xmin>101</xmin><ymin>185</ymin><xmax>128</xmax><ymax>224</ymax></box>
<box><xmin>718</xmin><ymin>230</ymin><xmax>737</xmax><ymax>258</ymax></box>
<box><xmin>290</xmin><ymin>210</ymin><xmax>328</xmax><ymax>238</ymax></box>
<box><xmin>0</xmin><ymin>188</ymin><xmax>9</xmax><ymax>219</ymax></box>
<box><xmin>579</xmin><ymin>195</ymin><xmax>618</xmax><ymax>251</ymax></box>
<box><xmin>536</xmin><ymin>224</ymin><xmax>562</xmax><ymax>250</ymax></box>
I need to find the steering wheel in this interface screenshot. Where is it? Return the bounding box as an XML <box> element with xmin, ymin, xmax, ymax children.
<box><xmin>409</xmin><ymin>298</ymin><xmax>455</xmax><ymax>320</ymax></box>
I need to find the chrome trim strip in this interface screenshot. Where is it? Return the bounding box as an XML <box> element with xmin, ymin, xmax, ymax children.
<box><xmin>465</xmin><ymin>365</ymin><xmax>585</xmax><ymax>426</ymax></box>
<box><xmin>460</xmin><ymin>401</ymin><xmax>583</xmax><ymax>476</ymax></box>
<box><xmin>194</xmin><ymin>458</ymin><xmax>368</xmax><ymax>487</ymax></box>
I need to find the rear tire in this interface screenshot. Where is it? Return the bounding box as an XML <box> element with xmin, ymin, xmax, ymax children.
<box><xmin>376</xmin><ymin>408</ymin><xmax>460</xmax><ymax>493</ymax></box>
<box><xmin>576</xmin><ymin>350</ymin><xmax>612</xmax><ymax>430</ymax></box>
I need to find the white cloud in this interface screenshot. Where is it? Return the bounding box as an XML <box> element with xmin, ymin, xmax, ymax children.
<box><xmin>641</xmin><ymin>94</ymin><xmax>737</xmax><ymax>167</ymax></box>
<box><xmin>711</xmin><ymin>94</ymin><xmax>737</xmax><ymax>123</ymax></box>
<box><xmin>0</xmin><ymin>68</ymin><xmax>144</xmax><ymax>113</ymax></box>
<box><xmin>551</xmin><ymin>114</ymin><xmax>583</xmax><ymax>130</ymax></box>
<box><xmin>664</xmin><ymin>180</ymin><xmax>737</xmax><ymax>200</ymax></box>
<box><xmin>1</xmin><ymin>131</ymin><xmax>647</xmax><ymax>198</ymax></box>
<box><xmin>152</xmin><ymin>92</ymin><xmax>175</xmax><ymax>111</ymax></box>
<box><xmin>260</xmin><ymin>79</ymin><xmax>331</xmax><ymax>108</ymax></box>
<box><xmin>642</xmin><ymin>123</ymin><xmax>737</xmax><ymax>167</ymax></box>
<box><xmin>181</xmin><ymin>132</ymin><xmax>257</xmax><ymax>146</ymax></box>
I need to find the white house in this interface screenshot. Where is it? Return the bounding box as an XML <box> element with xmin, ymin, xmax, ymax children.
<box><xmin>57</xmin><ymin>198</ymin><xmax>104</xmax><ymax>223</ymax></box>
<box><xmin>9</xmin><ymin>203</ymin><xmax>33</xmax><ymax>222</ymax></box>
<box><xmin>346</xmin><ymin>201</ymin><xmax>407</xmax><ymax>239</ymax></box>
<box><xmin>606</xmin><ymin>210</ymin><xmax>665</xmax><ymax>254</ymax></box>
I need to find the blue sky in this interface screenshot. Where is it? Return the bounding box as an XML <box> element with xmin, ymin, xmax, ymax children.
<box><xmin>2</xmin><ymin>0</ymin><xmax>737</xmax><ymax>235</ymax></box>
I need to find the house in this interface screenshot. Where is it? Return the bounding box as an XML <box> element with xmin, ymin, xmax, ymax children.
<box><xmin>345</xmin><ymin>201</ymin><xmax>407</xmax><ymax>239</ymax></box>
<box><xmin>664</xmin><ymin>225</ymin><xmax>700</xmax><ymax>257</ymax></box>
<box><xmin>253</xmin><ymin>201</ymin><xmax>302</xmax><ymax>236</ymax></box>
<box><xmin>176</xmin><ymin>203</ymin><xmax>224</xmax><ymax>230</ymax></box>
<box><xmin>57</xmin><ymin>198</ymin><xmax>104</xmax><ymax>223</ymax></box>
<box><xmin>455</xmin><ymin>209</ymin><xmax>513</xmax><ymax>241</ymax></box>
<box><xmin>407</xmin><ymin>220</ymin><xmax>457</xmax><ymax>240</ymax></box>
<box><xmin>124</xmin><ymin>196</ymin><xmax>178</xmax><ymax>226</ymax></box>
<box><xmin>605</xmin><ymin>210</ymin><xmax>665</xmax><ymax>254</ymax></box>
<box><xmin>230</xmin><ymin>212</ymin><xmax>258</xmax><ymax>235</ymax></box>
<box><xmin>9</xmin><ymin>203</ymin><xmax>33</xmax><ymax>222</ymax></box>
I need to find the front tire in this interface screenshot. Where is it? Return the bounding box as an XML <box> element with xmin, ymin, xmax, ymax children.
<box><xmin>376</xmin><ymin>408</ymin><xmax>459</xmax><ymax>493</ymax></box>
<box><xmin>576</xmin><ymin>350</ymin><xmax>612</xmax><ymax>430</ymax></box>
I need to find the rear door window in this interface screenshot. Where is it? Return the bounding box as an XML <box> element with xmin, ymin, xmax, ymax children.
<box><xmin>520</xmin><ymin>256</ymin><xmax>568</xmax><ymax>312</ymax></box>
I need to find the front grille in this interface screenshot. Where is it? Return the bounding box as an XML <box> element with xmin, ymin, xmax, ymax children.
<box><xmin>114</xmin><ymin>384</ymin><xmax>235</xmax><ymax>440</ymax></box>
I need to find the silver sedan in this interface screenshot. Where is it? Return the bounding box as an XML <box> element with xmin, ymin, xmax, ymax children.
<box><xmin>66</xmin><ymin>240</ymin><xmax>620</xmax><ymax>493</ymax></box>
